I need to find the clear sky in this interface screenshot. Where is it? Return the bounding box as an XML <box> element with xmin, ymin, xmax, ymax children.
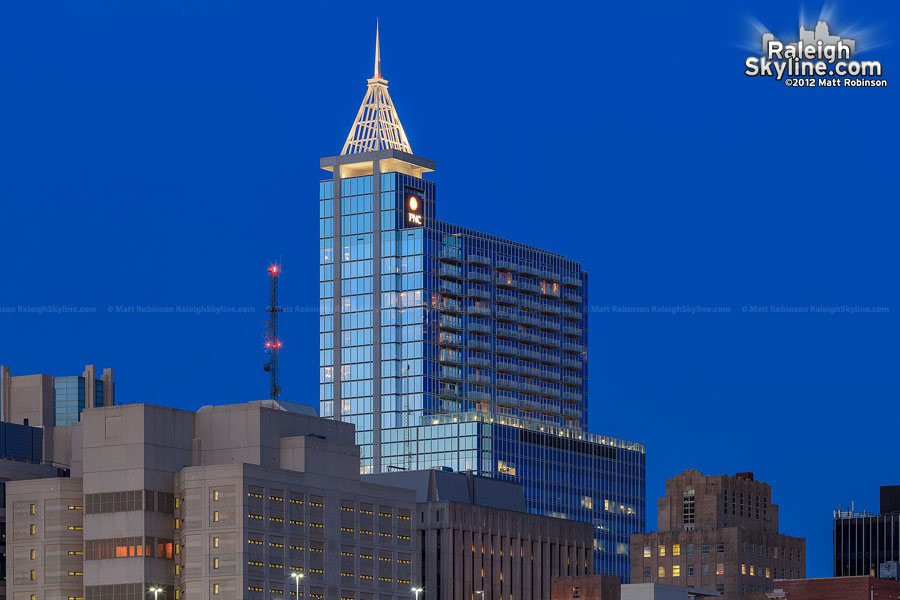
<box><xmin>1</xmin><ymin>0</ymin><xmax>897</xmax><ymax>579</ymax></box>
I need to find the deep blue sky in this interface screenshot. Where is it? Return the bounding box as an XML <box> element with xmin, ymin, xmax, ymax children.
<box><xmin>1</xmin><ymin>1</ymin><xmax>897</xmax><ymax>578</ymax></box>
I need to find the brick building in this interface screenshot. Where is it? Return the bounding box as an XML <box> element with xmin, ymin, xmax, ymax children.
<box><xmin>766</xmin><ymin>575</ymin><xmax>900</xmax><ymax>599</ymax></box>
<box><xmin>630</xmin><ymin>470</ymin><xmax>805</xmax><ymax>599</ymax></box>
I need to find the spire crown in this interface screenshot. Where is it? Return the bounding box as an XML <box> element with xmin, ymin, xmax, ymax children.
<box><xmin>340</xmin><ymin>22</ymin><xmax>412</xmax><ymax>156</ymax></box>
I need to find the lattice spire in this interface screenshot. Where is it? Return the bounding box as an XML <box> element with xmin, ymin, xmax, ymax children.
<box><xmin>341</xmin><ymin>21</ymin><xmax>412</xmax><ymax>155</ymax></box>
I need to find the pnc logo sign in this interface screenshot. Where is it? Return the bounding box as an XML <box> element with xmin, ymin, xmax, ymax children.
<box><xmin>404</xmin><ymin>189</ymin><xmax>424</xmax><ymax>227</ymax></box>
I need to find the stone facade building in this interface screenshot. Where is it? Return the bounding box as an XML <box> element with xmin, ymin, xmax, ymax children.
<box><xmin>6</xmin><ymin>400</ymin><xmax>417</xmax><ymax>600</ymax></box>
<box><xmin>630</xmin><ymin>470</ymin><xmax>805</xmax><ymax>600</ymax></box>
<box><xmin>366</xmin><ymin>469</ymin><xmax>595</xmax><ymax>600</ymax></box>
<box><xmin>766</xmin><ymin>575</ymin><xmax>900</xmax><ymax>599</ymax></box>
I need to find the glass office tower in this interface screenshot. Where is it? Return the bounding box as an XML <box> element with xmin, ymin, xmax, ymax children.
<box><xmin>318</xmin><ymin>33</ymin><xmax>644</xmax><ymax>579</ymax></box>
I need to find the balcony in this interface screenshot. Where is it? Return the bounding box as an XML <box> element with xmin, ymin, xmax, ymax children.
<box><xmin>519</xmin><ymin>265</ymin><xmax>541</xmax><ymax>278</ymax></box>
<box><xmin>562</xmin><ymin>275</ymin><xmax>583</xmax><ymax>287</ymax></box>
<box><xmin>521</xmin><ymin>332</ymin><xmax>543</xmax><ymax>345</ymax></box>
<box><xmin>540</xmin><ymin>370</ymin><xmax>561</xmax><ymax>382</ymax></box>
<box><xmin>494</xmin><ymin>308</ymin><xmax>519</xmax><ymax>323</ymax></box>
<box><xmin>440</xmin><ymin>247</ymin><xmax>462</xmax><ymax>263</ymax></box>
<box><xmin>468</xmin><ymin>390</ymin><xmax>492</xmax><ymax>402</ymax></box>
<box><xmin>467</xmin><ymin>373</ymin><xmax>493</xmax><ymax>385</ymax></box>
<box><xmin>495</xmin><ymin>379</ymin><xmax>521</xmax><ymax>391</ymax></box>
<box><xmin>540</xmin><ymin>353</ymin><xmax>561</xmax><ymax>365</ymax></box>
<box><xmin>561</xmin><ymin>358</ymin><xmax>583</xmax><ymax>370</ymax></box>
<box><xmin>521</xmin><ymin>314</ymin><xmax>541</xmax><ymax>328</ymax></box>
<box><xmin>562</xmin><ymin>292</ymin><xmax>583</xmax><ymax>305</ymax></box>
<box><xmin>561</xmin><ymin>325</ymin><xmax>582</xmax><ymax>337</ymax></box>
<box><xmin>468</xmin><ymin>339</ymin><xmax>492</xmax><ymax>352</ymax></box>
<box><xmin>495</xmin><ymin>326</ymin><xmax>520</xmax><ymax>340</ymax></box>
<box><xmin>561</xmin><ymin>308</ymin><xmax>582</xmax><ymax>321</ymax></box>
<box><xmin>493</xmin><ymin>394</ymin><xmax>518</xmax><ymax>407</ymax></box>
<box><xmin>439</xmin><ymin>367</ymin><xmax>462</xmax><ymax>381</ymax></box>
<box><xmin>495</xmin><ymin>344</ymin><xmax>519</xmax><ymax>357</ymax></box>
<box><xmin>438</xmin><ymin>386</ymin><xmax>461</xmax><ymax>399</ymax></box>
<box><xmin>520</xmin><ymin>366</ymin><xmax>541</xmax><ymax>378</ymax></box>
<box><xmin>439</xmin><ymin>281</ymin><xmax>462</xmax><ymax>296</ymax></box>
<box><xmin>439</xmin><ymin>351</ymin><xmax>462</xmax><ymax>365</ymax></box>
<box><xmin>436</xmin><ymin>299</ymin><xmax>461</xmax><ymax>313</ymax></box>
<box><xmin>495</xmin><ymin>293</ymin><xmax>519</xmax><ymax>306</ymax></box>
<box><xmin>468</xmin><ymin>356</ymin><xmax>491</xmax><ymax>368</ymax></box>
<box><xmin>495</xmin><ymin>361</ymin><xmax>519</xmax><ymax>374</ymax></box>
<box><xmin>495</xmin><ymin>259</ymin><xmax>516</xmax><ymax>271</ymax></box>
<box><xmin>541</xmin><ymin>270</ymin><xmax>561</xmax><ymax>282</ymax></box>
<box><xmin>468</xmin><ymin>271</ymin><xmax>491</xmax><ymax>284</ymax></box>
<box><xmin>439</xmin><ymin>332</ymin><xmax>461</xmax><ymax>347</ymax></box>
<box><xmin>467</xmin><ymin>322</ymin><xmax>491</xmax><ymax>335</ymax></box>
<box><xmin>562</xmin><ymin>391</ymin><xmax>583</xmax><ymax>403</ymax></box>
<box><xmin>539</xmin><ymin>319</ymin><xmax>560</xmax><ymax>332</ymax></box>
<box><xmin>540</xmin><ymin>386</ymin><xmax>561</xmax><ymax>398</ymax></box>
<box><xmin>439</xmin><ymin>315</ymin><xmax>462</xmax><ymax>330</ymax></box>
<box><xmin>467</xmin><ymin>254</ymin><xmax>491</xmax><ymax>266</ymax></box>
<box><xmin>519</xmin><ymin>281</ymin><xmax>541</xmax><ymax>294</ymax></box>
<box><xmin>467</xmin><ymin>305</ymin><xmax>491</xmax><ymax>317</ymax></box>
<box><xmin>468</xmin><ymin>288</ymin><xmax>491</xmax><ymax>300</ymax></box>
<box><xmin>522</xmin><ymin>382</ymin><xmax>542</xmax><ymax>395</ymax></box>
<box><xmin>561</xmin><ymin>407</ymin><xmax>582</xmax><ymax>419</ymax></box>
<box><xmin>562</xmin><ymin>375</ymin><xmax>582</xmax><ymax>386</ymax></box>
<box><xmin>561</xmin><ymin>342</ymin><xmax>582</xmax><ymax>353</ymax></box>
<box><xmin>539</xmin><ymin>285</ymin><xmax>561</xmax><ymax>299</ymax></box>
<box><xmin>538</xmin><ymin>336</ymin><xmax>560</xmax><ymax>349</ymax></box>
<box><xmin>520</xmin><ymin>348</ymin><xmax>542</xmax><ymax>361</ymax></box>
<box><xmin>438</xmin><ymin>264</ymin><xmax>462</xmax><ymax>280</ymax></box>
<box><xmin>538</xmin><ymin>304</ymin><xmax>561</xmax><ymax>316</ymax></box>
<box><xmin>495</xmin><ymin>275</ymin><xmax>517</xmax><ymax>289</ymax></box>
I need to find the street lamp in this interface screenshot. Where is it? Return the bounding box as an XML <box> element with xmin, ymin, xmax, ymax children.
<box><xmin>291</xmin><ymin>572</ymin><xmax>305</xmax><ymax>599</ymax></box>
<box><xmin>148</xmin><ymin>586</ymin><xmax>163</xmax><ymax>600</ymax></box>
<box><xmin>411</xmin><ymin>587</ymin><xmax>423</xmax><ymax>600</ymax></box>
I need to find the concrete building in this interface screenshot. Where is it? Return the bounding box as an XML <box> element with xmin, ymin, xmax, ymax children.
<box><xmin>319</xmin><ymin>25</ymin><xmax>645</xmax><ymax>579</ymax></box>
<box><xmin>548</xmin><ymin>577</ymin><xmax>720</xmax><ymax>600</ymax></box>
<box><xmin>6</xmin><ymin>400</ymin><xmax>418</xmax><ymax>600</ymax></box>
<box><xmin>366</xmin><ymin>469</ymin><xmax>594</xmax><ymax>600</ymax></box>
<box><xmin>766</xmin><ymin>575</ymin><xmax>900</xmax><ymax>599</ymax></box>
<box><xmin>833</xmin><ymin>485</ymin><xmax>900</xmax><ymax>577</ymax></box>
<box><xmin>0</xmin><ymin>364</ymin><xmax>114</xmax><ymax>429</ymax></box>
<box><xmin>630</xmin><ymin>471</ymin><xmax>805</xmax><ymax>600</ymax></box>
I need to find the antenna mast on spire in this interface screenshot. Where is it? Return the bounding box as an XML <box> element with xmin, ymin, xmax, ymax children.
<box><xmin>263</xmin><ymin>263</ymin><xmax>283</xmax><ymax>400</ymax></box>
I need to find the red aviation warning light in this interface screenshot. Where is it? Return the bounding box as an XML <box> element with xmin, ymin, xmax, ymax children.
<box><xmin>263</xmin><ymin>263</ymin><xmax>283</xmax><ymax>398</ymax></box>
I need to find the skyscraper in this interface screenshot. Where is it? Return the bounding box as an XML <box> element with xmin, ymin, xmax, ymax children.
<box><xmin>319</xmin><ymin>26</ymin><xmax>645</xmax><ymax>579</ymax></box>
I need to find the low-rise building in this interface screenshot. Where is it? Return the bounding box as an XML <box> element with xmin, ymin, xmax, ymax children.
<box><xmin>7</xmin><ymin>400</ymin><xmax>417</xmax><ymax>600</ymax></box>
<box><xmin>366</xmin><ymin>469</ymin><xmax>595</xmax><ymax>600</ymax></box>
<box><xmin>631</xmin><ymin>470</ymin><xmax>805</xmax><ymax>600</ymax></box>
<box><xmin>766</xmin><ymin>575</ymin><xmax>900</xmax><ymax>599</ymax></box>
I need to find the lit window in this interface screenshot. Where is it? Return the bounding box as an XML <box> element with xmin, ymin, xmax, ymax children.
<box><xmin>175</xmin><ymin>518</ymin><xmax>180</xmax><ymax>529</ymax></box>
<box><xmin>658</xmin><ymin>544</ymin><xmax>666</xmax><ymax>557</ymax></box>
<box><xmin>30</xmin><ymin>524</ymin><xmax>36</xmax><ymax>535</ymax></box>
<box><xmin>750</xmin><ymin>565</ymin><xmax>755</xmax><ymax>576</ymax></box>
<box><xmin>213</xmin><ymin>584</ymin><xmax>219</xmax><ymax>595</ymax></box>
<box><xmin>658</xmin><ymin>566</ymin><xmax>666</xmax><ymax>578</ymax></box>
<box><xmin>673</xmin><ymin>565</ymin><xmax>681</xmax><ymax>577</ymax></box>
<box><xmin>30</xmin><ymin>503</ymin><xmax>36</xmax><ymax>515</ymax></box>
<box><xmin>766</xmin><ymin>567</ymin><xmax>771</xmax><ymax>578</ymax></box>
<box><xmin>673</xmin><ymin>544</ymin><xmax>681</xmax><ymax>556</ymax></box>
<box><xmin>31</xmin><ymin>549</ymin><xmax>36</xmax><ymax>560</ymax></box>
<box><xmin>213</xmin><ymin>511</ymin><xmax>219</xmax><ymax>522</ymax></box>
<box><xmin>214</xmin><ymin>558</ymin><xmax>219</xmax><ymax>569</ymax></box>
<box><xmin>213</xmin><ymin>537</ymin><xmax>220</xmax><ymax>548</ymax></box>
<box><xmin>643</xmin><ymin>546</ymin><xmax>651</xmax><ymax>558</ymax></box>
<box><xmin>742</xmin><ymin>563</ymin><xmax>747</xmax><ymax>575</ymax></box>
<box><xmin>717</xmin><ymin>563</ymin><xmax>725</xmax><ymax>575</ymax></box>
<box><xmin>30</xmin><ymin>569</ymin><xmax>36</xmax><ymax>580</ymax></box>
<box><xmin>213</xmin><ymin>489</ymin><xmax>220</xmax><ymax>501</ymax></box>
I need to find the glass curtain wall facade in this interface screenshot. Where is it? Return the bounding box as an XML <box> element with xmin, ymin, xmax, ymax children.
<box><xmin>53</xmin><ymin>376</ymin><xmax>106</xmax><ymax>426</ymax></box>
<box><xmin>318</xmin><ymin>154</ymin><xmax>645</xmax><ymax>579</ymax></box>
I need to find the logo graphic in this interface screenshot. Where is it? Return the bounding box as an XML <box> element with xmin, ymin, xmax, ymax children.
<box><xmin>744</xmin><ymin>19</ymin><xmax>886</xmax><ymax>87</ymax></box>
<box><xmin>404</xmin><ymin>189</ymin><xmax>423</xmax><ymax>227</ymax></box>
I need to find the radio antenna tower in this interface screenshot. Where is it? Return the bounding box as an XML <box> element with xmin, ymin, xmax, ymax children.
<box><xmin>263</xmin><ymin>263</ymin><xmax>283</xmax><ymax>400</ymax></box>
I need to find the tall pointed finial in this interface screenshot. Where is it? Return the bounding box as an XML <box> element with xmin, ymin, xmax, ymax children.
<box><xmin>374</xmin><ymin>19</ymin><xmax>381</xmax><ymax>78</ymax></box>
<box><xmin>340</xmin><ymin>20</ymin><xmax>412</xmax><ymax>155</ymax></box>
